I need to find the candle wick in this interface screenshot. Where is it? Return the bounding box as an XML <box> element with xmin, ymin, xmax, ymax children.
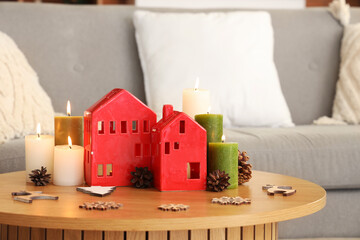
<box><xmin>207</xmin><ymin>112</ymin><xmax>210</xmax><ymax>114</ymax></box>
<box><xmin>194</xmin><ymin>88</ymin><xmax>199</xmax><ymax>92</ymax></box>
<box><xmin>69</xmin><ymin>145</ymin><xmax>72</xmax><ymax>149</ymax></box>
<box><xmin>37</xmin><ymin>133</ymin><xmax>40</xmax><ymax>138</ymax></box>
<box><xmin>222</xmin><ymin>140</ymin><xmax>224</xmax><ymax>143</ymax></box>
<box><xmin>67</xmin><ymin>113</ymin><xmax>71</xmax><ymax>116</ymax></box>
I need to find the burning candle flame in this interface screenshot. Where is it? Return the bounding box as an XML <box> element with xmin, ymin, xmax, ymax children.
<box><xmin>68</xmin><ymin>136</ymin><xmax>72</xmax><ymax>149</ymax></box>
<box><xmin>221</xmin><ymin>135</ymin><xmax>225</xmax><ymax>143</ymax></box>
<box><xmin>67</xmin><ymin>100</ymin><xmax>71</xmax><ymax>116</ymax></box>
<box><xmin>36</xmin><ymin>123</ymin><xmax>41</xmax><ymax>138</ymax></box>
<box><xmin>194</xmin><ymin>77</ymin><xmax>199</xmax><ymax>92</ymax></box>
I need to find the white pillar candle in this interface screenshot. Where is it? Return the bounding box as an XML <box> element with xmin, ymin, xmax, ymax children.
<box><xmin>182</xmin><ymin>78</ymin><xmax>210</xmax><ymax>119</ymax></box>
<box><xmin>54</xmin><ymin>137</ymin><xmax>84</xmax><ymax>186</ymax></box>
<box><xmin>25</xmin><ymin>123</ymin><xmax>54</xmax><ymax>182</ymax></box>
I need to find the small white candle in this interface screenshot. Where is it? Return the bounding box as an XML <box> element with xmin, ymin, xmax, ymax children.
<box><xmin>53</xmin><ymin>136</ymin><xmax>84</xmax><ymax>186</ymax></box>
<box><xmin>182</xmin><ymin>78</ymin><xmax>210</xmax><ymax>119</ymax></box>
<box><xmin>25</xmin><ymin>123</ymin><xmax>54</xmax><ymax>182</ymax></box>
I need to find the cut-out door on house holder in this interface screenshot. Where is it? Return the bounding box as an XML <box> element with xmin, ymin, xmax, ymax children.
<box><xmin>187</xmin><ymin>162</ymin><xmax>200</xmax><ymax>179</ymax></box>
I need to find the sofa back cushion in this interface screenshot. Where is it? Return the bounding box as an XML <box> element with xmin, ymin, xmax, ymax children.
<box><xmin>0</xmin><ymin>3</ymin><xmax>146</xmax><ymax>116</ymax></box>
<box><xmin>0</xmin><ymin>3</ymin><xmax>350</xmax><ymax>124</ymax></box>
<box><xmin>134</xmin><ymin>10</ymin><xmax>294</xmax><ymax>128</ymax></box>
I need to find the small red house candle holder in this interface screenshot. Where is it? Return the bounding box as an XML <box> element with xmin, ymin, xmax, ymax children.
<box><xmin>84</xmin><ymin>89</ymin><xmax>157</xmax><ymax>186</ymax></box>
<box><xmin>151</xmin><ymin>105</ymin><xmax>207</xmax><ymax>191</ymax></box>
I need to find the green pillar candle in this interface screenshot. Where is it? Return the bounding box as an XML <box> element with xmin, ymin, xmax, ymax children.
<box><xmin>195</xmin><ymin>114</ymin><xmax>223</xmax><ymax>144</ymax></box>
<box><xmin>208</xmin><ymin>142</ymin><xmax>238</xmax><ymax>189</ymax></box>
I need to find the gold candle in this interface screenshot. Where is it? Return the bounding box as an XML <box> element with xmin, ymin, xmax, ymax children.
<box><xmin>55</xmin><ymin>100</ymin><xmax>83</xmax><ymax>146</ymax></box>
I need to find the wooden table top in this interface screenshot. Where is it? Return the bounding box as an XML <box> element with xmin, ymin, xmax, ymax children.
<box><xmin>0</xmin><ymin>171</ymin><xmax>326</xmax><ymax>231</ymax></box>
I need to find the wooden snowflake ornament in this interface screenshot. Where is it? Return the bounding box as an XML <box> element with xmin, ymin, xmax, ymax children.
<box><xmin>11</xmin><ymin>191</ymin><xmax>59</xmax><ymax>203</ymax></box>
<box><xmin>158</xmin><ymin>204</ymin><xmax>190</xmax><ymax>212</ymax></box>
<box><xmin>211</xmin><ymin>196</ymin><xmax>251</xmax><ymax>205</ymax></box>
<box><xmin>262</xmin><ymin>184</ymin><xmax>296</xmax><ymax>196</ymax></box>
<box><xmin>79</xmin><ymin>201</ymin><xmax>123</xmax><ymax>210</ymax></box>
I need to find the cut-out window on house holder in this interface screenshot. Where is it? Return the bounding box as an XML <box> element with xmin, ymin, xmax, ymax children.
<box><xmin>143</xmin><ymin>144</ymin><xmax>150</xmax><ymax>157</ymax></box>
<box><xmin>87</xmin><ymin>150</ymin><xmax>90</xmax><ymax>163</ymax></box>
<box><xmin>86</xmin><ymin>119</ymin><xmax>91</xmax><ymax>133</ymax></box>
<box><xmin>121</xmin><ymin>121</ymin><xmax>127</xmax><ymax>133</ymax></box>
<box><xmin>110</xmin><ymin>121</ymin><xmax>116</xmax><ymax>134</ymax></box>
<box><xmin>85</xmin><ymin>119</ymin><xmax>89</xmax><ymax>133</ymax></box>
<box><xmin>143</xmin><ymin>120</ymin><xmax>150</xmax><ymax>133</ymax></box>
<box><xmin>187</xmin><ymin>162</ymin><xmax>200</xmax><ymax>179</ymax></box>
<box><xmin>135</xmin><ymin>143</ymin><xmax>141</xmax><ymax>157</ymax></box>
<box><xmin>106</xmin><ymin>164</ymin><xmax>113</xmax><ymax>176</ymax></box>
<box><xmin>98</xmin><ymin>121</ymin><xmax>104</xmax><ymax>134</ymax></box>
<box><xmin>180</xmin><ymin>120</ymin><xmax>185</xmax><ymax>134</ymax></box>
<box><xmin>174</xmin><ymin>142</ymin><xmax>180</xmax><ymax>150</ymax></box>
<box><xmin>165</xmin><ymin>142</ymin><xmax>170</xmax><ymax>154</ymax></box>
<box><xmin>132</xmin><ymin>120</ymin><xmax>138</xmax><ymax>133</ymax></box>
<box><xmin>98</xmin><ymin>164</ymin><xmax>103</xmax><ymax>177</ymax></box>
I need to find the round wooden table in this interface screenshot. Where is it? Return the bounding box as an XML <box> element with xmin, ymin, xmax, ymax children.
<box><xmin>0</xmin><ymin>171</ymin><xmax>326</xmax><ymax>240</ymax></box>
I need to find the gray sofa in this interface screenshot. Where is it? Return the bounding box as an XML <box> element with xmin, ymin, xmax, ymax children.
<box><xmin>0</xmin><ymin>2</ymin><xmax>359</xmax><ymax>238</ymax></box>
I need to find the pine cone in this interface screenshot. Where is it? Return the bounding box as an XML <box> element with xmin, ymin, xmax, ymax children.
<box><xmin>130</xmin><ymin>167</ymin><xmax>153</xmax><ymax>188</ymax></box>
<box><xmin>238</xmin><ymin>150</ymin><xmax>252</xmax><ymax>184</ymax></box>
<box><xmin>29</xmin><ymin>166</ymin><xmax>51</xmax><ymax>186</ymax></box>
<box><xmin>207</xmin><ymin>170</ymin><xmax>230</xmax><ymax>192</ymax></box>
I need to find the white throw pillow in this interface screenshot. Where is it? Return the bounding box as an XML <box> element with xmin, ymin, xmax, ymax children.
<box><xmin>0</xmin><ymin>31</ymin><xmax>55</xmax><ymax>143</ymax></box>
<box><xmin>332</xmin><ymin>23</ymin><xmax>360</xmax><ymax>124</ymax></box>
<box><xmin>133</xmin><ymin>10</ymin><xmax>293</xmax><ymax>127</ymax></box>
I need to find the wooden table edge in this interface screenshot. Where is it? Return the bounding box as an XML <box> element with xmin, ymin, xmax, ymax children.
<box><xmin>0</xmin><ymin>170</ymin><xmax>327</xmax><ymax>231</ymax></box>
<box><xmin>0</xmin><ymin>191</ymin><xmax>326</xmax><ymax>231</ymax></box>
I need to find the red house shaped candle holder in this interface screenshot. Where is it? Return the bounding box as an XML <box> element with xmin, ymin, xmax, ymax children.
<box><xmin>84</xmin><ymin>89</ymin><xmax>156</xmax><ymax>186</ymax></box>
<box><xmin>151</xmin><ymin>105</ymin><xmax>207</xmax><ymax>191</ymax></box>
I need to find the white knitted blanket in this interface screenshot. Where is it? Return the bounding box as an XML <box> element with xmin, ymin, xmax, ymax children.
<box><xmin>332</xmin><ymin>23</ymin><xmax>360</xmax><ymax>124</ymax></box>
<box><xmin>315</xmin><ymin>0</ymin><xmax>360</xmax><ymax>125</ymax></box>
<box><xmin>0</xmin><ymin>31</ymin><xmax>54</xmax><ymax>144</ymax></box>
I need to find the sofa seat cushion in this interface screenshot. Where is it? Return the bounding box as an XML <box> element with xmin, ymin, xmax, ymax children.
<box><xmin>0</xmin><ymin>138</ymin><xmax>25</xmax><ymax>174</ymax></box>
<box><xmin>225</xmin><ymin>125</ymin><xmax>360</xmax><ymax>189</ymax></box>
